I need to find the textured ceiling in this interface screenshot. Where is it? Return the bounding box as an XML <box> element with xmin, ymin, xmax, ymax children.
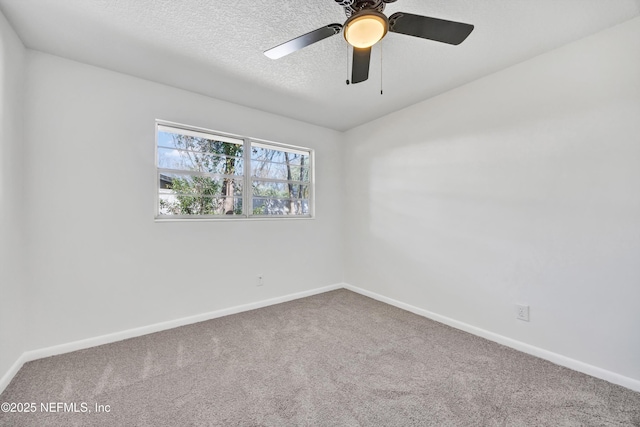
<box><xmin>1</xmin><ymin>0</ymin><xmax>639</xmax><ymax>131</ymax></box>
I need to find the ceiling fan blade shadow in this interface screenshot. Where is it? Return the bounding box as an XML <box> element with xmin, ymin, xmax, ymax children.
<box><xmin>264</xmin><ymin>24</ymin><xmax>342</xmax><ymax>59</ymax></box>
<box><xmin>351</xmin><ymin>47</ymin><xmax>371</xmax><ymax>84</ymax></box>
<box><xmin>389</xmin><ymin>12</ymin><xmax>474</xmax><ymax>45</ymax></box>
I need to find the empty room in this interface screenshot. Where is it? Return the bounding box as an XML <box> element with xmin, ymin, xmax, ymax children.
<box><xmin>1</xmin><ymin>0</ymin><xmax>639</xmax><ymax>425</ymax></box>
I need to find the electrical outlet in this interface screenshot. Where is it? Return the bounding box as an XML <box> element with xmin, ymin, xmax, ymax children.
<box><xmin>257</xmin><ymin>275</ymin><xmax>264</xmax><ymax>287</ymax></box>
<box><xmin>516</xmin><ymin>304</ymin><xmax>530</xmax><ymax>322</ymax></box>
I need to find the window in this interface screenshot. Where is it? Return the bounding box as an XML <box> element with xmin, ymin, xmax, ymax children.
<box><xmin>156</xmin><ymin>122</ymin><xmax>313</xmax><ymax>219</ymax></box>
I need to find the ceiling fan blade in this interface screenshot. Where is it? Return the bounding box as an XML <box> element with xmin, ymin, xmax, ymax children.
<box><xmin>264</xmin><ymin>24</ymin><xmax>342</xmax><ymax>59</ymax></box>
<box><xmin>389</xmin><ymin>12</ymin><xmax>474</xmax><ymax>45</ymax></box>
<box><xmin>351</xmin><ymin>47</ymin><xmax>371</xmax><ymax>84</ymax></box>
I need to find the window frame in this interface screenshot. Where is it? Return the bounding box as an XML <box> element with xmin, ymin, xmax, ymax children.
<box><xmin>155</xmin><ymin>120</ymin><xmax>315</xmax><ymax>221</ymax></box>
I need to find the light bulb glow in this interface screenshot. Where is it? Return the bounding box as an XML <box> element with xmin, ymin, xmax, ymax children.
<box><xmin>344</xmin><ymin>12</ymin><xmax>388</xmax><ymax>48</ymax></box>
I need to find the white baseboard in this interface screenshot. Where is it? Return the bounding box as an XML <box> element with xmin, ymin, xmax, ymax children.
<box><xmin>0</xmin><ymin>283</ymin><xmax>343</xmax><ymax>394</ymax></box>
<box><xmin>343</xmin><ymin>283</ymin><xmax>640</xmax><ymax>393</ymax></box>
<box><xmin>0</xmin><ymin>353</ymin><xmax>29</xmax><ymax>396</ymax></box>
<box><xmin>4</xmin><ymin>282</ymin><xmax>639</xmax><ymax>395</ymax></box>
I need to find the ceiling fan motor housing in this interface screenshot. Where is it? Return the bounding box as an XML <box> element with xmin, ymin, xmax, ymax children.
<box><xmin>335</xmin><ymin>0</ymin><xmax>398</xmax><ymax>17</ymax></box>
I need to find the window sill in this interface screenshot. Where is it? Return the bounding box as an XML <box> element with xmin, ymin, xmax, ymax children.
<box><xmin>154</xmin><ymin>215</ymin><xmax>315</xmax><ymax>222</ymax></box>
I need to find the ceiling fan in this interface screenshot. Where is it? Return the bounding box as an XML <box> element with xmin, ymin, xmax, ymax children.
<box><xmin>264</xmin><ymin>0</ymin><xmax>474</xmax><ymax>84</ymax></box>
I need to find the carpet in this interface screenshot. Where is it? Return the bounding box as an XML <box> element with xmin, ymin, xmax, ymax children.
<box><xmin>1</xmin><ymin>289</ymin><xmax>639</xmax><ymax>426</ymax></box>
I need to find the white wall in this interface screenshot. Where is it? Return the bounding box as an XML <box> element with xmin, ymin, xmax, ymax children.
<box><xmin>0</xmin><ymin>10</ymin><xmax>26</xmax><ymax>381</ymax></box>
<box><xmin>344</xmin><ymin>17</ymin><xmax>640</xmax><ymax>382</ymax></box>
<box><xmin>22</xmin><ymin>52</ymin><xmax>344</xmax><ymax>351</ymax></box>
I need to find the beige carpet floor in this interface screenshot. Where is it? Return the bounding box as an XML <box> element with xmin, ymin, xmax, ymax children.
<box><xmin>1</xmin><ymin>289</ymin><xmax>639</xmax><ymax>426</ymax></box>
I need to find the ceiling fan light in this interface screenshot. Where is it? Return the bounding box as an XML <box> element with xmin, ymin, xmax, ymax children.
<box><xmin>344</xmin><ymin>12</ymin><xmax>388</xmax><ymax>48</ymax></box>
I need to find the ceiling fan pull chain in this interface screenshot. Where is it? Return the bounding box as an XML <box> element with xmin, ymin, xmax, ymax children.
<box><xmin>380</xmin><ymin>40</ymin><xmax>383</xmax><ymax>95</ymax></box>
<box><xmin>346</xmin><ymin>43</ymin><xmax>351</xmax><ymax>85</ymax></box>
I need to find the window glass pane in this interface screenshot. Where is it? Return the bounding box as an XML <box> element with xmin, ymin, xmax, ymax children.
<box><xmin>158</xmin><ymin>131</ymin><xmax>243</xmax><ymax>158</ymax></box>
<box><xmin>252</xmin><ymin>198</ymin><xmax>309</xmax><ymax>216</ymax></box>
<box><xmin>252</xmin><ymin>180</ymin><xmax>309</xmax><ymax>199</ymax></box>
<box><xmin>159</xmin><ymin>194</ymin><xmax>243</xmax><ymax>216</ymax></box>
<box><xmin>160</xmin><ymin>174</ymin><xmax>242</xmax><ymax>197</ymax></box>
<box><xmin>251</xmin><ymin>146</ymin><xmax>308</xmax><ymax>165</ymax></box>
<box><xmin>158</xmin><ymin>147</ymin><xmax>244</xmax><ymax>175</ymax></box>
<box><xmin>251</xmin><ymin>160</ymin><xmax>308</xmax><ymax>182</ymax></box>
<box><xmin>285</xmin><ymin>154</ymin><xmax>309</xmax><ymax>166</ymax></box>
